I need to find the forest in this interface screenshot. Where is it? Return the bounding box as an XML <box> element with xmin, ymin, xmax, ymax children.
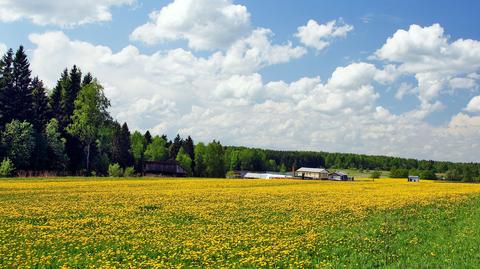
<box><xmin>0</xmin><ymin>46</ymin><xmax>479</xmax><ymax>181</ymax></box>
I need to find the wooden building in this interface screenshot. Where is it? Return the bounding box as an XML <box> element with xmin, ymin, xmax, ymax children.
<box><xmin>329</xmin><ymin>171</ymin><xmax>350</xmax><ymax>181</ymax></box>
<box><xmin>295</xmin><ymin>167</ymin><xmax>329</xmax><ymax>179</ymax></box>
<box><xmin>143</xmin><ymin>160</ymin><xmax>187</xmax><ymax>177</ymax></box>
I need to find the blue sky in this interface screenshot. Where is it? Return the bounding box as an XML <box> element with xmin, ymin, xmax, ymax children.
<box><xmin>1</xmin><ymin>0</ymin><xmax>480</xmax><ymax>161</ymax></box>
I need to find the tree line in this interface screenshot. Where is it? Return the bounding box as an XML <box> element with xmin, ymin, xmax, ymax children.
<box><xmin>0</xmin><ymin>46</ymin><xmax>479</xmax><ymax>181</ymax></box>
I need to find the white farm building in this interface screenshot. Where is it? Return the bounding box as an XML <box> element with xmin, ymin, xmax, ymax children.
<box><xmin>295</xmin><ymin>167</ymin><xmax>329</xmax><ymax>179</ymax></box>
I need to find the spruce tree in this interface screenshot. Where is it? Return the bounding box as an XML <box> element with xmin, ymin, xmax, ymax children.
<box><xmin>120</xmin><ymin>123</ymin><xmax>133</xmax><ymax>167</ymax></box>
<box><xmin>62</xmin><ymin>65</ymin><xmax>82</xmax><ymax>126</ymax></box>
<box><xmin>169</xmin><ymin>134</ymin><xmax>183</xmax><ymax>159</ymax></box>
<box><xmin>0</xmin><ymin>49</ymin><xmax>15</xmax><ymax>128</ymax></box>
<box><xmin>144</xmin><ymin>131</ymin><xmax>152</xmax><ymax>145</ymax></box>
<box><xmin>49</xmin><ymin>69</ymin><xmax>70</xmax><ymax>128</ymax></box>
<box><xmin>12</xmin><ymin>46</ymin><xmax>32</xmax><ymax>122</ymax></box>
<box><xmin>30</xmin><ymin>77</ymin><xmax>49</xmax><ymax>131</ymax></box>
<box><xmin>82</xmin><ymin>72</ymin><xmax>93</xmax><ymax>86</ymax></box>
<box><xmin>183</xmin><ymin>135</ymin><xmax>195</xmax><ymax>173</ymax></box>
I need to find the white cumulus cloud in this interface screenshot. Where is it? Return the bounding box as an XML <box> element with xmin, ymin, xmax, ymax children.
<box><xmin>465</xmin><ymin>95</ymin><xmax>480</xmax><ymax>113</ymax></box>
<box><xmin>295</xmin><ymin>19</ymin><xmax>353</xmax><ymax>51</ymax></box>
<box><xmin>375</xmin><ymin>23</ymin><xmax>480</xmax><ymax>116</ymax></box>
<box><xmin>0</xmin><ymin>0</ymin><xmax>134</xmax><ymax>27</ymax></box>
<box><xmin>130</xmin><ymin>0</ymin><xmax>251</xmax><ymax>50</ymax></box>
<box><xmin>27</xmin><ymin>26</ymin><xmax>480</xmax><ymax>162</ymax></box>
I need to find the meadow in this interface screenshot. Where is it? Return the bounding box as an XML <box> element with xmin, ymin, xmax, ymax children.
<box><xmin>1</xmin><ymin>178</ymin><xmax>480</xmax><ymax>268</ymax></box>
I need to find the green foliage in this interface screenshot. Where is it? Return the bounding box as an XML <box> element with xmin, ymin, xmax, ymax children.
<box><xmin>371</xmin><ymin>170</ymin><xmax>381</xmax><ymax>179</ymax></box>
<box><xmin>67</xmin><ymin>80</ymin><xmax>111</xmax><ymax>173</ymax></box>
<box><xmin>0</xmin><ymin>49</ymin><xmax>15</xmax><ymax>127</ymax></box>
<box><xmin>124</xmin><ymin>166</ymin><xmax>135</xmax><ymax>177</ymax></box>
<box><xmin>279</xmin><ymin>163</ymin><xmax>287</xmax><ymax>173</ymax></box>
<box><xmin>420</xmin><ymin>170</ymin><xmax>437</xmax><ymax>180</ymax></box>
<box><xmin>144</xmin><ymin>136</ymin><xmax>169</xmax><ymax>161</ymax></box>
<box><xmin>130</xmin><ymin>131</ymin><xmax>147</xmax><ymax>172</ymax></box>
<box><xmin>30</xmin><ymin>77</ymin><xmax>49</xmax><ymax>131</ymax></box>
<box><xmin>45</xmin><ymin>119</ymin><xmax>69</xmax><ymax>171</ymax></box>
<box><xmin>12</xmin><ymin>46</ymin><xmax>32</xmax><ymax>123</ymax></box>
<box><xmin>194</xmin><ymin>142</ymin><xmax>207</xmax><ymax>177</ymax></box>
<box><xmin>1</xmin><ymin>120</ymin><xmax>35</xmax><ymax>169</ymax></box>
<box><xmin>169</xmin><ymin>134</ymin><xmax>183</xmax><ymax>160</ymax></box>
<box><xmin>204</xmin><ymin>140</ymin><xmax>225</xmax><ymax>178</ymax></box>
<box><xmin>0</xmin><ymin>158</ymin><xmax>15</xmax><ymax>177</ymax></box>
<box><xmin>176</xmin><ymin>147</ymin><xmax>192</xmax><ymax>176</ymax></box>
<box><xmin>108</xmin><ymin>163</ymin><xmax>123</xmax><ymax>177</ymax></box>
<box><xmin>390</xmin><ymin>168</ymin><xmax>409</xmax><ymax>178</ymax></box>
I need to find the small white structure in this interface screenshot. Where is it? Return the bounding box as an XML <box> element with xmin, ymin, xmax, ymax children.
<box><xmin>295</xmin><ymin>167</ymin><xmax>329</xmax><ymax>179</ymax></box>
<box><xmin>243</xmin><ymin>172</ymin><xmax>292</xmax><ymax>179</ymax></box>
<box><xmin>408</xmin><ymin>176</ymin><xmax>419</xmax><ymax>182</ymax></box>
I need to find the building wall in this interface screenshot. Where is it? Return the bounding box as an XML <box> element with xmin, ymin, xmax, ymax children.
<box><xmin>295</xmin><ymin>171</ymin><xmax>329</xmax><ymax>179</ymax></box>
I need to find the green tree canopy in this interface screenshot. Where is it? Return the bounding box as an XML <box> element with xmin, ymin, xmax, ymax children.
<box><xmin>144</xmin><ymin>136</ymin><xmax>169</xmax><ymax>161</ymax></box>
<box><xmin>66</xmin><ymin>80</ymin><xmax>111</xmax><ymax>173</ymax></box>
<box><xmin>176</xmin><ymin>147</ymin><xmax>192</xmax><ymax>176</ymax></box>
<box><xmin>1</xmin><ymin>120</ymin><xmax>35</xmax><ymax>169</ymax></box>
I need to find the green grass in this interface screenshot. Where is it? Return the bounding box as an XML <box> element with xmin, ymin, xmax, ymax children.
<box><xmin>315</xmin><ymin>196</ymin><xmax>480</xmax><ymax>268</ymax></box>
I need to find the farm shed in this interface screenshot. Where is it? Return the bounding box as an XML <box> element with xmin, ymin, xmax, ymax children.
<box><xmin>243</xmin><ymin>172</ymin><xmax>292</xmax><ymax>179</ymax></box>
<box><xmin>295</xmin><ymin>167</ymin><xmax>329</xmax><ymax>180</ymax></box>
<box><xmin>143</xmin><ymin>160</ymin><xmax>187</xmax><ymax>177</ymax></box>
<box><xmin>408</xmin><ymin>176</ymin><xmax>419</xmax><ymax>182</ymax></box>
<box><xmin>329</xmin><ymin>171</ymin><xmax>350</xmax><ymax>181</ymax></box>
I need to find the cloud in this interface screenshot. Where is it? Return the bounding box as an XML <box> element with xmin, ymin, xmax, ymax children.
<box><xmin>465</xmin><ymin>96</ymin><xmax>480</xmax><ymax>113</ymax></box>
<box><xmin>395</xmin><ymin>82</ymin><xmax>416</xmax><ymax>100</ymax></box>
<box><xmin>130</xmin><ymin>0</ymin><xmax>251</xmax><ymax>50</ymax></box>
<box><xmin>0</xmin><ymin>0</ymin><xmax>134</xmax><ymax>27</ymax></box>
<box><xmin>29</xmin><ymin>29</ymin><xmax>480</xmax><ymax>162</ymax></box>
<box><xmin>295</xmin><ymin>19</ymin><xmax>353</xmax><ymax>51</ymax></box>
<box><xmin>375</xmin><ymin>24</ymin><xmax>480</xmax><ymax>106</ymax></box>
<box><xmin>220</xmin><ymin>28</ymin><xmax>306</xmax><ymax>74</ymax></box>
<box><xmin>449</xmin><ymin>77</ymin><xmax>476</xmax><ymax>90</ymax></box>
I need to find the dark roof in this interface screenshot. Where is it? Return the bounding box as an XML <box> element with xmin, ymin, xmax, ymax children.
<box><xmin>330</xmin><ymin>171</ymin><xmax>348</xmax><ymax>176</ymax></box>
<box><xmin>144</xmin><ymin>160</ymin><xmax>187</xmax><ymax>176</ymax></box>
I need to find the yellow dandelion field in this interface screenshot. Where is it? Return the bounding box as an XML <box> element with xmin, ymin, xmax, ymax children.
<box><xmin>1</xmin><ymin>178</ymin><xmax>480</xmax><ymax>268</ymax></box>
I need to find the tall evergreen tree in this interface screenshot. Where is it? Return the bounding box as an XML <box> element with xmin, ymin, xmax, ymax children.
<box><xmin>30</xmin><ymin>77</ymin><xmax>49</xmax><ymax>131</ymax></box>
<box><xmin>49</xmin><ymin>69</ymin><xmax>70</xmax><ymax>127</ymax></box>
<box><xmin>61</xmin><ymin>65</ymin><xmax>82</xmax><ymax>127</ymax></box>
<box><xmin>169</xmin><ymin>134</ymin><xmax>183</xmax><ymax>159</ymax></box>
<box><xmin>111</xmin><ymin>122</ymin><xmax>133</xmax><ymax>168</ymax></box>
<box><xmin>82</xmin><ymin>72</ymin><xmax>93</xmax><ymax>87</ymax></box>
<box><xmin>144</xmin><ymin>131</ymin><xmax>152</xmax><ymax>145</ymax></box>
<box><xmin>12</xmin><ymin>46</ymin><xmax>32</xmax><ymax>122</ymax></box>
<box><xmin>120</xmin><ymin>123</ymin><xmax>133</xmax><ymax>167</ymax></box>
<box><xmin>183</xmin><ymin>135</ymin><xmax>195</xmax><ymax>172</ymax></box>
<box><xmin>0</xmin><ymin>49</ymin><xmax>15</xmax><ymax>128</ymax></box>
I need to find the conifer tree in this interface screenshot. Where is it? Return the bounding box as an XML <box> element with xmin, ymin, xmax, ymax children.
<box><xmin>49</xmin><ymin>69</ymin><xmax>70</xmax><ymax>128</ymax></box>
<box><xmin>30</xmin><ymin>77</ymin><xmax>49</xmax><ymax>131</ymax></box>
<box><xmin>12</xmin><ymin>46</ymin><xmax>32</xmax><ymax>122</ymax></box>
<box><xmin>82</xmin><ymin>72</ymin><xmax>93</xmax><ymax>87</ymax></box>
<box><xmin>61</xmin><ymin>65</ymin><xmax>82</xmax><ymax>127</ymax></box>
<box><xmin>0</xmin><ymin>49</ymin><xmax>15</xmax><ymax>128</ymax></box>
<box><xmin>144</xmin><ymin>131</ymin><xmax>152</xmax><ymax>145</ymax></box>
<box><xmin>169</xmin><ymin>134</ymin><xmax>183</xmax><ymax>159</ymax></box>
<box><xmin>183</xmin><ymin>135</ymin><xmax>195</xmax><ymax>172</ymax></box>
<box><xmin>120</xmin><ymin>122</ymin><xmax>133</xmax><ymax>167</ymax></box>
